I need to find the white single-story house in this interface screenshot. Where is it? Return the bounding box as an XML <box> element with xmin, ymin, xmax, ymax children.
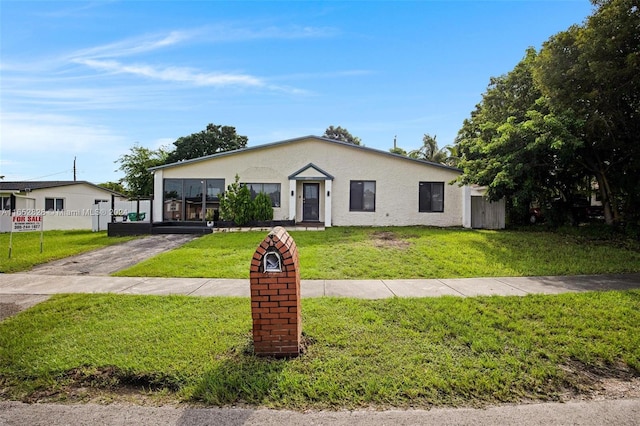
<box><xmin>0</xmin><ymin>181</ymin><xmax>132</xmax><ymax>232</ymax></box>
<box><xmin>150</xmin><ymin>136</ymin><xmax>503</xmax><ymax>229</ymax></box>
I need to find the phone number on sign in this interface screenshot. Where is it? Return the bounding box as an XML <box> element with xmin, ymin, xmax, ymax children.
<box><xmin>11</xmin><ymin>209</ymin><xmax>128</xmax><ymax>216</ymax></box>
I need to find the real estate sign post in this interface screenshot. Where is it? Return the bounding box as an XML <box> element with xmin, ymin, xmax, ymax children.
<box><xmin>9</xmin><ymin>215</ymin><xmax>44</xmax><ymax>259</ymax></box>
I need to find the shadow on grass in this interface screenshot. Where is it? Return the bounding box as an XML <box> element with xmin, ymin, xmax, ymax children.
<box><xmin>190</xmin><ymin>340</ymin><xmax>288</xmax><ymax>406</ymax></box>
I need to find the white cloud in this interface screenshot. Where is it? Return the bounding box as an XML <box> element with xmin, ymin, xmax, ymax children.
<box><xmin>0</xmin><ymin>113</ymin><xmax>127</xmax><ymax>153</ymax></box>
<box><xmin>69</xmin><ymin>30</ymin><xmax>192</xmax><ymax>60</ymax></box>
<box><xmin>74</xmin><ymin>58</ymin><xmax>265</xmax><ymax>88</ymax></box>
<box><xmin>202</xmin><ymin>23</ymin><xmax>339</xmax><ymax>42</ymax></box>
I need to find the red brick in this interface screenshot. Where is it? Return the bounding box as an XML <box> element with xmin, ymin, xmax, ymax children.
<box><xmin>267</xmin><ymin>283</ymin><xmax>287</xmax><ymax>290</ymax></box>
<box><xmin>270</xmin><ymin>295</ymin><xmax>289</xmax><ymax>302</ymax></box>
<box><xmin>257</xmin><ymin>277</ymin><xmax>280</xmax><ymax>285</ymax></box>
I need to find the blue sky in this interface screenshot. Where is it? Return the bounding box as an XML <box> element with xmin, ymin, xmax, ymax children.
<box><xmin>1</xmin><ymin>0</ymin><xmax>594</xmax><ymax>184</ymax></box>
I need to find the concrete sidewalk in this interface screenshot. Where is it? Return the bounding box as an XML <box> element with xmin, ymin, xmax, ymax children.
<box><xmin>1</xmin><ymin>273</ymin><xmax>639</xmax><ymax>425</ymax></box>
<box><xmin>1</xmin><ymin>272</ymin><xmax>639</xmax><ymax>299</ymax></box>
<box><xmin>1</xmin><ymin>398</ymin><xmax>639</xmax><ymax>426</ymax></box>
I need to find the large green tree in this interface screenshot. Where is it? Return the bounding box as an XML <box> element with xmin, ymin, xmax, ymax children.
<box><xmin>323</xmin><ymin>125</ymin><xmax>361</xmax><ymax>145</ymax></box>
<box><xmin>534</xmin><ymin>0</ymin><xmax>640</xmax><ymax>224</ymax></box>
<box><xmin>115</xmin><ymin>144</ymin><xmax>168</xmax><ymax>197</ymax></box>
<box><xmin>456</xmin><ymin>0</ymin><xmax>639</xmax><ymax>226</ymax></box>
<box><xmin>455</xmin><ymin>48</ymin><xmax>585</xmax><ymax>223</ymax></box>
<box><xmin>165</xmin><ymin>123</ymin><xmax>248</xmax><ymax>163</ymax></box>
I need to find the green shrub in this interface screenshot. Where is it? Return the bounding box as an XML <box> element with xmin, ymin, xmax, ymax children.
<box><xmin>253</xmin><ymin>192</ymin><xmax>274</xmax><ymax>221</ymax></box>
<box><xmin>219</xmin><ymin>174</ymin><xmax>253</xmax><ymax>225</ymax></box>
<box><xmin>219</xmin><ymin>175</ymin><xmax>273</xmax><ymax>225</ymax></box>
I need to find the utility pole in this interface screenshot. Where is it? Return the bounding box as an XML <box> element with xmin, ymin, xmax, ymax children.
<box><xmin>73</xmin><ymin>157</ymin><xmax>77</xmax><ymax>181</ymax></box>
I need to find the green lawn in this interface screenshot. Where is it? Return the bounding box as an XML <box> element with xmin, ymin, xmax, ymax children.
<box><xmin>0</xmin><ymin>231</ymin><xmax>135</xmax><ymax>273</ymax></box>
<box><xmin>115</xmin><ymin>226</ymin><xmax>640</xmax><ymax>279</ymax></box>
<box><xmin>1</xmin><ymin>291</ymin><xmax>638</xmax><ymax>408</ymax></box>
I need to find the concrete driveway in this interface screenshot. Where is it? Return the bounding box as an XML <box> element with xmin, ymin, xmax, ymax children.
<box><xmin>27</xmin><ymin>234</ymin><xmax>198</xmax><ymax>276</ymax></box>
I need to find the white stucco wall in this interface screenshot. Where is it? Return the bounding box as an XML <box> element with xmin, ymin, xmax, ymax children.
<box><xmin>153</xmin><ymin>137</ymin><xmax>464</xmax><ymax>227</ymax></box>
<box><xmin>8</xmin><ymin>184</ymin><xmax>124</xmax><ymax>231</ymax></box>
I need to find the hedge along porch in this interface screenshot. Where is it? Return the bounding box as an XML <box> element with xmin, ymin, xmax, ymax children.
<box><xmin>149</xmin><ymin>136</ymin><xmax>488</xmax><ymax>228</ymax></box>
<box><xmin>250</xmin><ymin>227</ymin><xmax>302</xmax><ymax>357</ymax></box>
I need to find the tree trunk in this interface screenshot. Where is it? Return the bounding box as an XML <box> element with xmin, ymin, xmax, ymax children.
<box><xmin>594</xmin><ymin>170</ymin><xmax>616</xmax><ymax>225</ymax></box>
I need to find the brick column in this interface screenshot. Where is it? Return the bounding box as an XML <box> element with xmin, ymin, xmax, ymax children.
<box><xmin>250</xmin><ymin>226</ymin><xmax>301</xmax><ymax>357</ymax></box>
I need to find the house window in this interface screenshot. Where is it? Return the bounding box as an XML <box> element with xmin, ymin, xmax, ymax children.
<box><xmin>245</xmin><ymin>183</ymin><xmax>281</xmax><ymax>207</ymax></box>
<box><xmin>350</xmin><ymin>181</ymin><xmax>376</xmax><ymax>212</ymax></box>
<box><xmin>1</xmin><ymin>196</ymin><xmax>11</xmax><ymax>210</ymax></box>
<box><xmin>45</xmin><ymin>197</ymin><xmax>64</xmax><ymax>211</ymax></box>
<box><xmin>419</xmin><ymin>182</ymin><xmax>444</xmax><ymax>212</ymax></box>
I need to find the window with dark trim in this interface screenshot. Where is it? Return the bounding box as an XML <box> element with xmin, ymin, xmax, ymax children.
<box><xmin>244</xmin><ymin>183</ymin><xmax>281</xmax><ymax>207</ymax></box>
<box><xmin>45</xmin><ymin>197</ymin><xmax>64</xmax><ymax>211</ymax></box>
<box><xmin>1</xmin><ymin>196</ymin><xmax>11</xmax><ymax>210</ymax></box>
<box><xmin>350</xmin><ymin>180</ymin><xmax>376</xmax><ymax>212</ymax></box>
<box><xmin>419</xmin><ymin>182</ymin><xmax>444</xmax><ymax>212</ymax></box>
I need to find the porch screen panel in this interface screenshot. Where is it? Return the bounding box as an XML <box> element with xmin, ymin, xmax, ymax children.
<box><xmin>184</xmin><ymin>179</ymin><xmax>204</xmax><ymax>220</ymax></box>
<box><xmin>163</xmin><ymin>179</ymin><xmax>183</xmax><ymax>221</ymax></box>
<box><xmin>206</xmin><ymin>179</ymin><xmax>225</xmax><ymax>201</ymax></box>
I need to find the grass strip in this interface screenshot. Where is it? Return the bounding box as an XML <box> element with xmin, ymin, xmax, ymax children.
<box><xmin>114</xmin><ymin>226</ymin><xmax>640</xmax><ymax>279</ymax></box>
<box><xmin>1</xmin><ymin>291</ymin><xmax>638</xmax><ymax>409</ymax></box>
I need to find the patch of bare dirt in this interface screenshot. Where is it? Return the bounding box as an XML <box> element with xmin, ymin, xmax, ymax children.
<box><xmin>370</xmin><ymin>231</ymin><xmax>412</xmax><ymax>250</ymax></box>
<box><xmin>0</xmin><ymin>303</ymin><xmax>22</xmax><ymax>321</ymax></box>
<box><xmin>559</xmin><ymin>359</ymin><xmax>640</xmax><ymax>401</ymax></box>
<box><xmin>18</xmin><ymin>366</ymin><xmax>184</xmax><ymax>406</ymax></box>
<box><xmin>0</xmin><ymin>295</ymin><xmax>50</xmax><ymax>322</ymax></box>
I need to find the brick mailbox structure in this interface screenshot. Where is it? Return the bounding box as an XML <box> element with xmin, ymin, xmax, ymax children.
<box><xmin>250</xmin><ymin>226</ymin><xmax>301</xmax><ymax>357</ymax></box>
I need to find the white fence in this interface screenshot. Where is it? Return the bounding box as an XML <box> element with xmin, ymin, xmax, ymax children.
<box><xmin>92</xmin><ymin>200</ymin><xmax>150</xmax><ymax>232</ymax></box>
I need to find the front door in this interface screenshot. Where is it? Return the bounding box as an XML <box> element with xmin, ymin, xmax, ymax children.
<box><xmin>303</xmin><ymin>183</ymin><xmax>320</xmax><ymax>221</ymax></box>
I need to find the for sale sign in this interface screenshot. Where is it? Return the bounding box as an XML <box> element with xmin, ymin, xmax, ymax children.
<box><xmin>12</xmin><ymin>215</ymin><xmax>43</xmax><ymax>232</ymax></box>
<box><xmin>9</xmin><ymin>215</ymin><xmax>44</xmax><ymax>258</ymax></box>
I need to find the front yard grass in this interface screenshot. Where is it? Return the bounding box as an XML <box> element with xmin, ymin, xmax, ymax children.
<box><xmin>115</xmin><ymin>226</ymin><xmax>640</xmax><ymax>279</ymax></box>
<box><xmin>0</xmin><ymin>231</ymin><xmax>135</xmax><ymax>273</ymax></box>
<box><xmin>1</xmin><ymin>291</ymin><xmax>638</xmax><ymax>409</ymax></box>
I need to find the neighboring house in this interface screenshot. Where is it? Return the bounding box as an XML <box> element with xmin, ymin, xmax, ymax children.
<box><xmin>150</xmin><ymin>135</ymin><xmax>503</xmax><ymax>228</ymax></box>
<box><xmin>0</xmin><ymin>181</ymin><xmax>129</xmax><ymax>232</ymax></box>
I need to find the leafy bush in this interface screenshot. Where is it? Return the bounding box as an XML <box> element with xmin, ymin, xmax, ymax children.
<box><xmin>253</xmin><ymin>192</ymin><xmax>274</xmax><ymax>221</ymax></box>
<box><xmin>219</xmin><ymin>174</ymin><xmax>253</xmax><ymax>225</ymax></box>
<box><xmin>219</xmin><ymin>174</ymin><xmax>273</xmax><ymax>225</ymax></box>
